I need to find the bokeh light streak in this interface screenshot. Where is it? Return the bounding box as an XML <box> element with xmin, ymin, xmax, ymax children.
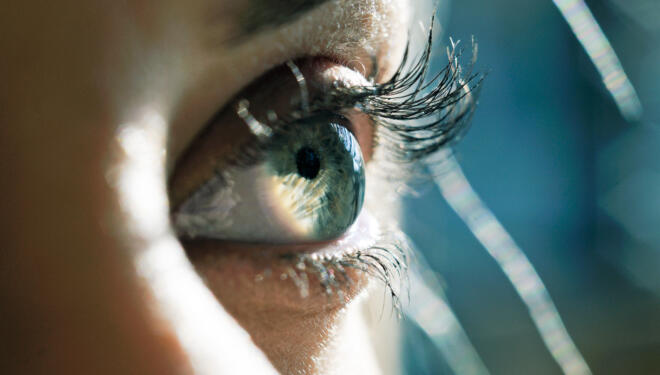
<box><xmin>430</xmin><ymin>153</ymin><xmax>592</xmax><ymax>375</ymax></box>
<box><xmin>405</xmin><ymin>257</ymin><xmax>491</xmax><ymax>375</ymax></box>
<box><xmin>115</xmin><ymin>110</ymin><xmax>277</xmax><ymax>375</ymax></box>
<box><xmin>553</xmin><ymin>0</ymin><xmax>643</xmax><ymax>121</ymax></box>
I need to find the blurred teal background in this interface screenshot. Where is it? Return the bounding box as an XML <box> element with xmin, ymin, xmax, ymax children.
<box><xmin>401</xmin><ymin>0</ymin><xmax>660</xmax><ymax>374</ymax></box>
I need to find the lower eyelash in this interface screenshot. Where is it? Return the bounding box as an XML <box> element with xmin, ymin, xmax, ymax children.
<box><xmin>270</xmin><ymin>226</ymin><xmax>413</xmax><ymax>312</ymax></box>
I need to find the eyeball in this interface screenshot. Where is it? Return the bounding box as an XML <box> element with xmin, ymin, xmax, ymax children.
<box><xmin>173</xmin><ymin>113</ymin><xmax>365</xmax><ymax>243</ymax></box>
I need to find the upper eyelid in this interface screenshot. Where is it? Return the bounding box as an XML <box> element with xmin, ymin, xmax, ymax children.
<box><xmin>169</xmin><ymin>0</ymin><xmax>407</xmax><ymax>170</ymax></box>
<box><xmin>170</xmin><ymin>22</ymin><xmax>482</xmax><ymax>207</ymax></box>
<box><xmin>212</xmin><ymin>25</ymin><xmax>483</xmax><ymax>172</ymax></box>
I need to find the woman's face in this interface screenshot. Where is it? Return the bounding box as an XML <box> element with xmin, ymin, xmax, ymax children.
<box><xmin>1</xmin><ymin>0</ymin><xmax>415</xmax><ymax>373</ymax></box>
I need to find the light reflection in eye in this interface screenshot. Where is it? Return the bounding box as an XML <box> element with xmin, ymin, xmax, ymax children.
<box><xmin>173</xmin><ymin>113</ymin><xmax>365</xmax><ymax>243</ymax></box>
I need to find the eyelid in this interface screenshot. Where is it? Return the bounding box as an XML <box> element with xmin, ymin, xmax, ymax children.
<box><xmin>170</xmin><ymin>28</ymin><xmax>483</xmax><ymax>211</ymax></box>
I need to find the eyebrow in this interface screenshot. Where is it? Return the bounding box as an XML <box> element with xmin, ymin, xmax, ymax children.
<box><xmin>238</xmin><ymin>0</ymin><xmax>331</xmax><ymax>38</ymax></box>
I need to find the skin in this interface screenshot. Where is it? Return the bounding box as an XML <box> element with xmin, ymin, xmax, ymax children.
<box><xmin>0</xmin><ymin>0</ymin><xmax>410</xmax><ymax>374</ymax></box>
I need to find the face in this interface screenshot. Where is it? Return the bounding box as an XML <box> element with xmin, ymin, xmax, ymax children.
<box><xmin>1</xmin><ymin>1</ymin><xmax>471</xmax><ymax>374</ymax></box>
<box><xmin>162</xmin><ymin>1</ymin><xmax>412</xmax><ymax>372</ymax></box>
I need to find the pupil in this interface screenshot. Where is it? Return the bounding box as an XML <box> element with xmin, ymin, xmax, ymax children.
<box><xmin>295</xmin><ymin>147</ymin><xmax>321</xmax><ymax>179</ymax></box>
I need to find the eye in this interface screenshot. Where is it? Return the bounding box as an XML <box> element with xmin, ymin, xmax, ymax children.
<box><xmin>170</xmin><ymin>38</ymin><xmax>481</xmax><ymax>249</ymax></box>
<box><xmin>174</xmin><ymin>111</ymin><xmax>365</xmax><ymax>243</ymax></box>
<box><xmin>170</xmin><ymin>59</ymin><xmax>371</xmax><ymax>244</ymax></box>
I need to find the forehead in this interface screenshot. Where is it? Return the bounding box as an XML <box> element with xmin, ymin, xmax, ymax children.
<box><xmin>200</xmin><ymin>0</ymin><xmax>408</xmax><ymax>47</ymax></box>
<box><xmin>232</xmin><ymin>0</ymin><xmax>332</xmax><ymax>37</ymax></box>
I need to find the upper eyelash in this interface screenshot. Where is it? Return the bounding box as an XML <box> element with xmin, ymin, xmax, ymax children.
<box><xmin>235</xmin><ymin>17</ymin><xmax>484</xmax><ymax>170</ymax></box>
<box><xmin>330</xmin><ymin>37</ymin><xmax>483</xmax><ymax>165</ymax></box>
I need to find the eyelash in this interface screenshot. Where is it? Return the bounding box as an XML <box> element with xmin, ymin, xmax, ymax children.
<box><xmin>198</xmin><ymin>22</ymin><xmax>483</xmax><ymax>305</ymax></box>
<box><xmin>313</xmin><ymin>36</ymin><xmax>482</xmax><ymax>166</ymax></box>
<box><xmin>275</xmin><ymin>229</ymin><xmax>412</xmax><ymax>311</ymax></box>
<box><xmin>227</xmin><ymin>22</ymin><xmax>483</xmax><ymax>174</ymax></box>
